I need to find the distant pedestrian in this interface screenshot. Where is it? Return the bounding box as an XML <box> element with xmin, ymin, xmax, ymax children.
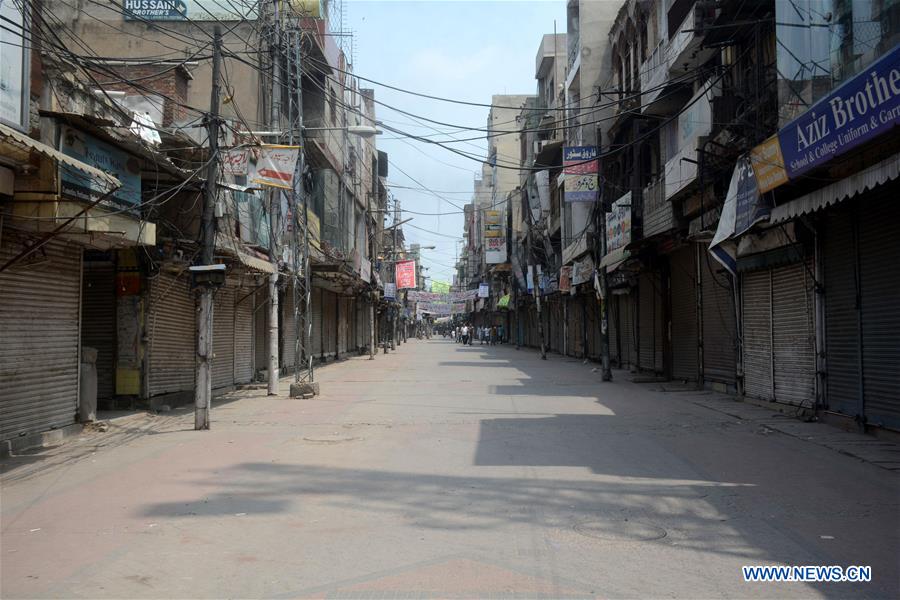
<box><xmin>498</xmin><ymin>324</ymin><xmax>505</xmax><ymax>344</ymax></box>
<box><xmin>490</xmin><ymin>326</ymin><xmax>498</xmax><ymax>345</ymax></box>
<box><xmin>461</xmin><ymin>325</ymin><xmax>469</xmax><ymax>345</ymax></box>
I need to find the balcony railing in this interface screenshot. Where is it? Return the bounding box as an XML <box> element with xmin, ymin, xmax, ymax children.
<box><xmin>666</xmin><ymin>1</ymin><xmax>716</xmax><ymax>76</ymax></box>
<box><xmin>642</xmin><ymin>176</ymin><xmax>675</xmax><ymax>238</ymax></box>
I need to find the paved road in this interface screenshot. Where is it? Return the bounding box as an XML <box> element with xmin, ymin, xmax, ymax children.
<box><xmin>2</xmin><ymin>339</ymin><xmax>898</xmax><ymax>598</ymax></box>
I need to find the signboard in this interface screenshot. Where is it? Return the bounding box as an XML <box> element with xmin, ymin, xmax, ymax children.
<box><xmin>752</xmin><ymin>43</ymin><xmax>900</xmax><ymax>191</ymax></box>
<box><xmin>563</xmin><ymin>146</ymin><xmax>599</xmax><ymax>202</ymax></box>
<box><xmin>572</xmin><ymin>255</ymin><xmax>594</xmax><ymax>286</ymax></box>
<box><xmin>431</xmin><ymin>280</ymin><xmax>451</xmax><ymax>294</ymax></box>
<box><xmin>606</xmin><ymin>192</ymin><xmax>632</xmax><ymax>252</ymax></box>
<box><xmin>710</xmin><ymin>157</ymin><xmax>768</xmax><ymax>276</ymax></box>
<box><xmin>485</xmin><ymin>237</ymin><xmax>507</xmax><ymax>264</ymax></box>
<box><xmin>483</xmin><ymin>209</ymin><xmax>503</xmax><ymax>238</ymax></box>
<box><xmin>0</xmin><ymin>0</ymin><xmax>28</xmax><ymax>130</ymax></box>
<box><xmin>408</xmin><ymin>289</ymin><xmax>477</xmax><ymax>303</ymax></box>
<box><xmin>559</xmin><ymin>266</ymin><xmax>572</xmax><ymax>293</ymax></box>
<box><xmin>123</xmin><ymin>0</ymin><xmax>256</xmax><ymax>21</ymax></box>
<box><xmin>395</xmin><ymin>259</ymin><xmax>417</xmax><ymax>289</ymax></box>
<box><xmin>384</xmin><ymin>282</ymin><xmax>396</xmax><ymax>300</ymax></box>
<box><xmin>417</xmin><ymin>301</ymin><xmax>466</xmax><ymax>315</ymax></box>
<box><xmin>223</xmin><ymin>149</ymin><xmax>249</xmax><ymax>176</ymax></box>
<box><xmin>249</xmin><ymin>145</ymin><xmax>300</xmax><ymax>190</ymax></box>
<box><xmin>59</xmin><ymin>125</ymin><xmax>141</xmax><ymax>212</ymax></box>
<box><xmin>749</xmin><ymin>135</ymin><xmax>789</xmax><ymax>194</ymax></box>
<box><xmin>478</xmin><ymin>283</ymin><xmax>490</xmax><ymax>298</ymax></box>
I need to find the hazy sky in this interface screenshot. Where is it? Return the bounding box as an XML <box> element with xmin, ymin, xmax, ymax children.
<box><xmin>348</xmin><ymin>0</ymin><xmax>566</xmax><ymax>284</ymax></box>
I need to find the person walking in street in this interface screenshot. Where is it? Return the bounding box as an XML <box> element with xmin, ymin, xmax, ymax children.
<box><xmin>498</xmin><ymin>324</ymin><xmax>505</xmax><ymax>344</ymax></box>
<box><xmin>461</xmin><ymin>324</ymin><xmax>469</xmax><ymax>346</ymax></box>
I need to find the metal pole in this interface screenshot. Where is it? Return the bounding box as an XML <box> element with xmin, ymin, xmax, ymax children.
<box><xmin>196</xmin><ymin>26</ymin><xmax>223</xmax><ymax>430</ymax></box>
<box><xmin>267</xmin><ymin>0</ymin><xmax>281</xmax><ymax>396</ymax></box>
<box><xmin>290</xmin><ymin>29</ymin><xmax>306</xmax><ymax>384</ymax></box>
<box><xmin>599</xmin><ymin>205</ymin><xmax>612</xmax><ymax>381</ymax></box>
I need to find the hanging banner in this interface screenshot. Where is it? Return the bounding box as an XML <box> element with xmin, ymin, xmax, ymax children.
<box><xmin>563</xmin><ymin>146</ymin><xmax>599</xmax><ymax>202</ymax></box>
<box><xmin>478</xmin><ymin>283</ymin><xmax>490</xmax><ymax>298</ymax></box>
<box><xmin>559</xmin><ymin>266</ymin><xmax>572</xmax><ymax>293</ymax></box>
<box><xmin>572</xmin><ymin>255</ymin><xmax>595</xmax><ymax>286</ymax></box>
<box><xmin>384</xmin><ymin>282</ymin><xmax>396</xmax><ymax>300</ymax></box>
<box><xmin>395</xmin><ymin>260</ymin><xmax>417</xmax><ymax>289</ymax></box>
<box><xmin>431</xmin><ymin>280</ymin><xmax>451</xmax><ymax>294</ymax></box>
<box><xmin>249</xmin><ymin>145</ymin><xmax>300</xmax><ymax>190</ymax></box>
<box><xmin>417</xmin><ymin>301</ymin><xmax>467</xmax><ymax>315</ymax></box>
<box><xmin>407</xmin><ymin>289</ymin><xmax>477</xmax><ymax>303</ymax></box>
<box><xmin>223</xmin><ymin>148</ymin><xmax>249</xmax><ymax>176</ymax></box>
<box><xmin>606</xmin><ymin>192</ymin><xmax>632</xmax><ymax>252</ymax></box>
<box><xmin>710</xmin><ymin>156</ymin><xmax>765</xmax><ymax>276</ymax></box>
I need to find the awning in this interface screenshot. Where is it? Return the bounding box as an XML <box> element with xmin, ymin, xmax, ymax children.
<box><xmin>215</xmin><ymin>233</ymin><xmax>275</xmax><ymax>274</ymax></box>
<box><xmin>599</xmin><ymin>247</ymin><xmax>630</xmax><ymax>273</ymax></box>
<box><xmin>0</xmin><ymin>122</ymin><xmax>121</xmax><ymax>190</ymax></box>
<box><xmin>770</xmin><ymin>152</ymin><xmax>900</xmax><ymax>224</ymax></box>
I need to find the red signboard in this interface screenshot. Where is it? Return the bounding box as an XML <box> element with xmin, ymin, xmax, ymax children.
<box><xmin>395</xmin><ymin>260</ymin><xmax>417</xmax><ymax>289</ymax></box>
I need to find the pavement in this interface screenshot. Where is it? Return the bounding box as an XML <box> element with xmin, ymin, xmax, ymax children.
<box><xmin>1</xmin><ymin>339</ymin><xmax>898</xmax><ymax>599</ymax></box>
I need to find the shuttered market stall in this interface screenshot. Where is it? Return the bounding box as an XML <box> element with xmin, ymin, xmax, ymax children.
<box><xmin>700</xmin><ymin>251</ymin><xmax>736</xmax><ymax>386</ymax></box>
<box><xmin>1</xmin><ymin>239</ymin><xmax>82</xmax><ymax>441</ymax></box>
<box><xmin>233</xmin><ymin>288</ymin><xmax>253</xmax><ymax>384</ymax></box>
<box><xmin>212</xmin><ymin>287</ymin><xmax>235</xmax><ymax>391</ymax></box>
<box><xmin>147</xmin><ymin>271</ymin><xmax>195</xmax><ymax>397</ymax></box>
<box><xmin>670</xmin><ymin>246</ymin><xmax>698</xmax><ymax>382</ymax></box>
<box><xmin>81</xmin><ymin>260</ymin><xmax>116</xmax><ymax>402</ymax></box>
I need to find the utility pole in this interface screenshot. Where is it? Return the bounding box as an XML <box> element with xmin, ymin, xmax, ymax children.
<box><xmin>368</xmin><ymin>156</ymin><xmax>377</xmax><ymax>359</ymax></box>
<box><xmin>267</xmin><ymin>0</ymin><xmax>281</xmax><ymax>396</ymax></box>
<box><xmin>598</xmin><ymin>206</ymin><xmax>612</xmax><ymax>381</ymax></box>
<box><xmin>195</xmin><ymin>26</ymin><xmax>223</xmax><ymax>430</ymax></box>
<box><xmin>391</xmin><ymin>197</ymin><xmax>399</xmax><ymax>350</ymax></box>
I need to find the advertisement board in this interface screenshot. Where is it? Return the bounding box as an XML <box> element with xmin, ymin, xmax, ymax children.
<box><xmin>59</xmin><ymin>125</ymin><xmax>141</xmax><ymax>213</ymax></box>
<box><xmin>572</xmin><ymin>256</ymin><xmax>594</xmax><ymax>286</ymax></box>
<box><xmin>605</xmin><ymin>192</ymin><xmax>632</xmax><ymax>252</ymax></box>
<box><xmin>559</xmin><ymin>266</ymin><xmax>572</xmax><ymax>293</ymax></box>
<box><xmin>250</xmin><ymin>145</ymin><xmax>300</xmax><ymax>190</ymax></box>
<box><xmin>478</xmin><ymin>283</ymin><xmax>490</xmax><ymax>298</ymax></box>
<box><xmin>0</xmin><ymin>1</ymin><xmax>28</xmax><ymax>130</ymax></box>
<box><xmin>384</xmin><ymin>283</ymin><xmax>396</xmax><ymax>300</ymax></box>
<box><xmin>123</xmin><ymin>0</ymin><xmax>256</xmax><ymax>21</ymax></box>
<box><xmin>395</xmin><ymin>260</ymin><xmax>417</xmax><ymax>289</ymax></box>
<box><xmin>563</xmin><ymin>146</ymin><xmax>599</xmax><ymax>202</ymax></box>
<box><xmin>485</xmin><ymin>237</ymin><xmax>507</xmax><ymax>264</ymax></box>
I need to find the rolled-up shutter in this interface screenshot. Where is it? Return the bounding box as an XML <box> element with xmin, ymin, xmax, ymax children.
<box><xmin>212</xmin><ymin>287</ymin><xmax>235</xmax><ymax>391</ymax></box>
<box><xmin>772</xmin><ymin>261</ymin><xmax>815</xmax><ymax>406</ymax></box>
<box><xmin>233</xmin><ymin>288</ymin><xmax>253</xmax><ymax>384</ymax></box>
<box><xmin>701</xmin><ymin>252</ymin><xmax>736</xmax><ymax>385</ymax></box>
<box><xmin>147</xmin><ymin>271</ymin><xmax>196</xmax><ymax>397</ymax></box>
<box><xmin>1</xmin><ymin>239</ymin><xmax>81</xmax><ymax>441</ymax></box>
<box><xmin>670</xmin><ymin>247</ymin><xmax>698</xmax><ymax>381</ymax></box>
<box><xmin>741</xmin><ymin>269</ymin><xmax>773</xmax><ymax>400</ymax></box>
<box><xmin>81</xmin><ymin>260</ymin><xmax>116</xmax><ymax>401</ymax></box>
<box><xmin>254</xmin><ymin>287</ymin><xmax>268</xmax><ymax>374</ymax></box>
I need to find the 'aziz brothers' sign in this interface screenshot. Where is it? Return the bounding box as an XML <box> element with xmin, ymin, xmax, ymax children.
<box><xmin>755</xmin><ymin>43</ymin><xmax>900</xmax><ymax>191</ymax></box>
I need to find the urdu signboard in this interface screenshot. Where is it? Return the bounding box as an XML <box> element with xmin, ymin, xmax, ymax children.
<box><xmin>605</xmin><ymin>192</ymin><xmax>632</xmax><ymax>252</ymax></box>
<box><xmin>563</xmin><ymin>146</ymin><xmax>599</xmax><ymax>202</ymax></box>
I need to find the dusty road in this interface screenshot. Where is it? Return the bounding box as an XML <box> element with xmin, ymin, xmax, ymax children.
<box><xmin>2</xmin><ymin>339</ymin><xmax>898</xmax><ymax>598</ymax></box>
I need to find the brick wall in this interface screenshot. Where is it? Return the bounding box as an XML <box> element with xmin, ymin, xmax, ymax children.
<box><xmin>92</xmin><ymin>64</ymin><xmax>190</xmax><ymax>127</ymax></box>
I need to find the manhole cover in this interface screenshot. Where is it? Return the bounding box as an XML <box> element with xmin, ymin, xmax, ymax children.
<box><xmin>573</xmin><ymin>519</ymin><xmax>667</xmax><ymax>542</ymax></box>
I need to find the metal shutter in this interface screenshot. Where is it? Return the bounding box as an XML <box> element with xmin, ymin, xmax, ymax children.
<box><xmin>741</xmin><ymin>269</ymin><xmax>773</xmax><ymax>400</ymax></box>
<box><xmin>701</xmin><ymin>251</ymin><xmax>736</xmax><ymax>384</ymax></box>
<box><xmin>212</xmin><ymin>287</ymin><xmax>235</xmax><ymax>391</ymax></box>
<box><xmin>670</xmin><ymin>246</ymin><xmax>698</xmax><ymax>381</ymax></box>
<box><xmin>322</xmin><ymin>289</ymin><xmax>336</xmax><ymax>357</ymax></box>
<box><xmin>312</xmin><ymin>287</ymin><xmax>323</xmax><ymax>357</ymax></box>
<box><xmin>281</xmin><ymin>287</ymin><xmax>296</xmax><ymax>370</ymax></box>
<box><xmin>147</xmin><ymin>271</ymin><xmax>195</xmax><ymax>397</ymax></box>
<box><xmin>859</xmin><ymin>195</ymin><xmax>900</xmax><ymax>428</ymax></box>
<box><xmin>253</xmin><ymin>287</ymin><xmax>268</xmax><ymax>374</ymax></box>
<box><xmin>638</xmin><ymin>272</ymin><xmax>663</xmax><ymax>372</ymax></box>
<box><xmin>772</xmin><ymin>261</ymin><xmax>816</xmax><ymax>407</ymax></box>
<box><xmin>81</xmin><ymin>260</ymin><xmax>116</xmax><ymax>401</ymax></box>
<box><xmin>620</xmin><ymin>293</ymin><xmax>637</xmax><ymax>369</ymax></box>
<box><xmin>608</xmin><ymin>295</ymin><xmax>620</xmax><ymax>365</ymax></box>
<box><xmin>822</xmin><ymin>207</ymin><xmax>860</xmax><ymax>419</ymax></box>
<box><xmin>233</xmin><ymin>288</ymin><xmax>253</xmax><ymax>384</ymax></box>
<box><xmin>1</xmin><ymin>239</ymin><xmax>81</xmax><ymax>440</ymax></box>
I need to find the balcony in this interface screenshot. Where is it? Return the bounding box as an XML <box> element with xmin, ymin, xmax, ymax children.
<box><xmin>641</xmin><ymin>176</ymin><xmax>675</xmax><ymax>238</ymax></box>
<box><xmin>666</xmin><ymin>1</ymin><xmax>717</xmax><ymax>77</ymax></box>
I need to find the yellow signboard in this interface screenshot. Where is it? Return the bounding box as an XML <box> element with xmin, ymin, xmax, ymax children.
<box><xmin>750</xmin><ymin>135</ymin><xmax>789</xmax><ymax>194</ymax></box>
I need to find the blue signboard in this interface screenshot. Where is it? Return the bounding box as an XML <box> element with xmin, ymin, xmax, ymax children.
<box><xmin>778</xmin><ymin>43</ymin><xmax>900</xmax><ymax>179</ymax></box>
<box><xmin>59</xmin><ymin>125</ymin><xmax>142</xmax><ymax>213</ymax></box>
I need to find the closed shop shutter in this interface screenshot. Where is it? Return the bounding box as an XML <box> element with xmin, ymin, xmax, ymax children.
<box><xmin>1</xmin><ymin>239</ymin><xmax>81</xmax><ymax>441</ymax></box>
<box><xmin>741</xmin><ymin>269</ymin><xmax>773</xmax><ymax>400</ymax></box>
<box><xmin>623</xmin><ymin>292</ymin><xmax>637</xmax><ymax>369</ymax></box>
<box><xmin>858</xmin><ymin>195</ymin><xmax>900</xmax><ymax>428</ymax></box>
<box><xmin>234</xmin><ymin>288</ymin><xmax>253</xmax><ymax>384</ymax></box>
<box><xmin>670</xmin><ymin>246</ymin><xmax>698</xmax><ymax>381</ymax></box>
<box><xmin>81</xmin><ymin>261</ymin><xmax>116</xmax><ymax>400</ymax></box>
<box><xmin>701</xmin><ymin>251</ymin><xmax>736</xmax><ymax>384</ymax></box>
<box><xmin>638</xmin><ymin>272</ymin><xmax>663</xmax><ymax>372</ymax></box>
<box><xmin>311</xmin><ymin>287</ymin><xmax>323</xmax><ymax>357</ymax></box>
<box><xmin>772</xmin><ymin>261</ymin><xmax>815</xmax><ymax>406</ymax></box>
<box><xmin>147</xmin><ymin>271</ymin><xmax>196</xmax><ymax>397</ymax></box>
<box><xmin>606</xmin><ymin>295</ymin><xmax>619</xmax><ymax>364</ymax></box>
<box><xmin>254</xmin><ymin>287</ymin><xmax>268</xmax><ymax>373</ymax></box>
<box><xmin>212</xmin><ymin>287</ymin><xmax>235</xmax><ymax>391</ymax></box>
<box><xmin>281</xmin><ymin>287</ymin><xmax>296</xmax><ymax>370</ymax></box>
<box><xmin>556</xmin><ymin>300</ymin><xmax>564</xmax><ymax>353</ymax></box>
<box><xmin>822</xmin><ymin>207</ymin><xmax>859</xmax><ymax>418</ymax></box>
<box><xmin>323</xmin><ymin>290</ymin><xmax>336</xmax><ymax>357</ymax></box>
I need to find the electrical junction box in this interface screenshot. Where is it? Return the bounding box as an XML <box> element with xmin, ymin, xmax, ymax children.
<box><xmin>189</xmin><ymin>264</ymin><xmax>227</xmax><ymax>288</ymax></box>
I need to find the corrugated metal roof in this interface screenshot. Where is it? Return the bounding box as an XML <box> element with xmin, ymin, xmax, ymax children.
<box><xmin>770</xmin><ymin>152</ymin><xmax>900</xmax><ymax>223</ymax></box>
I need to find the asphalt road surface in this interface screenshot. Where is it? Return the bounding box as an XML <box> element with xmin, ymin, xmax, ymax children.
<box><xmin>2</xmin><ymin>339</ymin><xmax>898</xmax><ymax>598</ymax></box>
